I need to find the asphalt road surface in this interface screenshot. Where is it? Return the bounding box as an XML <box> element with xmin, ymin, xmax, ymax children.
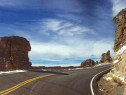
<box><xmin>0</xmin><ymin>65</ymin><xmax>110</xmax><ymax>95</ymax></box>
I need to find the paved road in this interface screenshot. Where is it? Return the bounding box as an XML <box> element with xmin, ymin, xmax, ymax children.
<box><xmin>0</xmin><ymin>65</ymin><xmax>110</xmax><ymax>95</ymax></box>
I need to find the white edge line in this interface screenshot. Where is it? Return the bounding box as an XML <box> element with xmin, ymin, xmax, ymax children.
<box><xmin>90</xmin><ymin>68</ymin><xmax>111</xmax><ymax>95</ymax></box>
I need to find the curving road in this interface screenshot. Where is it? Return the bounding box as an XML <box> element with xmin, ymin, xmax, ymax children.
<box><xmin>0</xmin><ymin>65</ymin><xmax>110</xmax><ymax>95</ymax></box>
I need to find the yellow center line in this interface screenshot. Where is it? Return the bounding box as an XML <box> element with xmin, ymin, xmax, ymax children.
<box><xmin>0</xmin><ymin>70</ymin><xmax>85</xmax><ymax>95</ymax></box>
<box><xmin>0</xmin><ymin>66</ymin><xmax>109</xmax><ymax>95</ymax></box>
<box><xmin>0</xmin><ymin>74</ymin><xmax>54</xmax><ymax>95</ymax></box>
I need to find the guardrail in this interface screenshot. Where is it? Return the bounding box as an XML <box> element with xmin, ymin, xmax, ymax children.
<box><xmin>90</xmin><ymin>68</ymin><xmax>111</xmax><ymax>95</ymax></box>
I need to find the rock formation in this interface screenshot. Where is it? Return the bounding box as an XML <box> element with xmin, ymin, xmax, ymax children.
<box><xmin>0</xmin><ymin>36</ymin><xmax>31</xmax><ymax>71</ymax></box>
<box><xmin>113</xmin><ymin>8</ymin><xmax>126</xmax><ymax>52</ymax></box>
<box><xmin>100</xmin><ymin>50</ymin><xmax>112</xmax><ymax>63</ymax></box>
<box><xmin>98</xmin><ymin>8</ymin><xmax>126</xmax><ymax>95</ymax></box>
<box><xmin>95</xmin><ymin>61</ymin><xmax>99</xmax><ymax>64</ymax></box>
<box><xmin>81</xmin><ymin>59</ymin><xmax>95</xmax><ymax>67</ymax></box>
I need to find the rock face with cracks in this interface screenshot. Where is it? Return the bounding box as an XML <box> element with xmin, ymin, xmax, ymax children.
<box><xmin>98</xmin><ymin>8</ymin><xmax>126</xmax><ymax>95</ymax></box>
<box><xmin>0</xmin><ymin>36</ymin><xmax>31</xmax><ymax>71</ymax></box>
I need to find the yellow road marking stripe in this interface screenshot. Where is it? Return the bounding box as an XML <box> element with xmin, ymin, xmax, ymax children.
<box><xmin>0</xmin><ymin>66</ymin><xmax>110</xmax><ymax>95</ymax></box>
<box><xmin>0</xmin><ymin>74</ymin><xmax>54</xmax><ymax>95</ymax></box>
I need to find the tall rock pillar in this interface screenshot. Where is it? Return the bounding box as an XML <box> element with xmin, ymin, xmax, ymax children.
<box><xmin>0</xmin><ymin>36</ymin><xmax>31</xmax><ymax>71</ymax></box>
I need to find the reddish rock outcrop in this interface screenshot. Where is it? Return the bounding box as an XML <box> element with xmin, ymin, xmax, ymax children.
<box><xmin>81</xmin><ymin>59</ymin><xmax>95</xmax><ymax>67</ymax></box>
<box><xmin>100</xmin><ymin>50</ymin><xmax>112</xmax><ymax>63</ymax></box>
<box><xmin>0</xmin><ymin>36</ymin><xmax>31</xmax><ymax>71</ymax></box>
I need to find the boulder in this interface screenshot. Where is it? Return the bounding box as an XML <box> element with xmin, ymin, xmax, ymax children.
<box><xmin>81</xmin><ymin>59</ymin><xmax>95</xmax><ymax>67</ymax></box>
<box><xmin>0</xmin><ymin>36</ymin><xmax>31</xmax><ymax>71</ymax></box>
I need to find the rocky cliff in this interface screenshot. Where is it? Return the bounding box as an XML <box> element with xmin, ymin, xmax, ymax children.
<box><xmin>113</xmin><ymin>8</ymin><xmax>126</xmax><ymax>52</ymax></box>
<box><xmin>81</xmin><ymin>59</ymin><xmax>96</xmax><ymax>67</ymax></box>
<box><xmin>0</xmin><ymin>36</ymin><xmax>31</xmax><ymax>71</ymax></box>
<box><xmin>98</xmin><ymin>8</ymin><xmax>126</xmax><ymax>95</ymax></box>
<box><xmin>100</xmin><ymin>50</ymin><xmax>112</xmax><ymax>63</ymax></box>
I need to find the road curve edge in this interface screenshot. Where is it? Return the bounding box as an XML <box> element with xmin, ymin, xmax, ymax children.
<box><xmin>90</xmin><ymin>68</ymin><xmax>111</xmax><ymax>95</ymax></box>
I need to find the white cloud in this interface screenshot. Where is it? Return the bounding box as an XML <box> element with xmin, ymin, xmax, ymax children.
<box><xmin>112</xmin><ymin>0</ymin><xmax>126</xmax><ymax>16</ymax></box>
<box><xmin>39</xmin><ymin>18</ymin><xmax>95</xmax><ymax>37</ymax></box>
<box><xmin>59</xmin><ymin>26</ymin><xmax>95</xmax><ymax>36</ymax></box>
<box><xmin>57</xmin><ymin>14</ymin><xmax>82</xmax><ymax>23</ymax></box>
<box><xmin>40</xmin><ymin>19</ymin><xmax>62</xmax><ymax>32</ymax></box>
<box><xmin>29</xmin><ymin>38</ymin><xmax>114</xmax><ymax>61</ymax></box>
<box><xmin>0</xmin><ymin>17</ymin><xmax>114</xmax><ymax>65</ymax></box>
<box><xmin>92</xmin><ymin>40</ymin><xmax>114</xmax><ymax>56</ymax></box>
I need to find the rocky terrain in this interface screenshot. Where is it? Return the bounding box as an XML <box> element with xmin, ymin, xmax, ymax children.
<box><xmin>100</xmin><ymin>50</ymin><xmax>112</xmax><ymax>63</ymax></box>
<box><xmin>81</xmin><ymin>59</ymin><xmax>96</xmax><ymax>67</ymax></box>
<box><xmin>0</xmin><ymin>36</ymin><xmax>31</xmax><ymax>71</ymax></box>
<box><xmin>98</xmin><ymin>8</ymin><xmax>126</xmax><ymax>95</ymax></box>
<box><xmin>81</xmin><ymin>50</ymin><xmax>111</xmax><ymax>67</ymax></box>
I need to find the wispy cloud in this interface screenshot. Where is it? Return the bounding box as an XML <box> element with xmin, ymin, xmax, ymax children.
<box><xmin>0</xmin><ymin>0</ymin><xmax>114</xmax><ymax>66</ymax></box>
<box><xmin>0</xmin><ymin>17</ymin><xmax>114</xmax><ymax>64</ymax></box>
<box><xmin>39</xmin><ymin>19</ymin><xmax>95</xmax><ymax>37</ymax></box>
<box><xmin>40</xmin><ymin>19</ymin><xmax>62</xmax><ymax>32</ymax></box>
<box><xmin>57</xmin><ymin>14</ymin><xmax>83</xmax><ymax>23</ymax></box>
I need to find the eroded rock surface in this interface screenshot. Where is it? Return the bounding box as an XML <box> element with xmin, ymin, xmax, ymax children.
<box><xmin>0</xmin><ymin>36</ymin><xmax>31</xmax><ymax>71</ymax></box>
<box><xmin>81</xmin><ymin>59</ymin><xmax>95</xmax><ymax>67</ymax></box>
<box><xmin>98</xmin><ymin>8</ymin><xmax>126</xmax><ymax>95</ymax></box>
<box><xmin>100</xmin><ymin>50</ymin><xmax>112</xmax><ymax>63</ymax></box>
<box><xmin>113</xmin><ymin>8</ymin><xmax>126</xmax><ymax>52</ymax></box>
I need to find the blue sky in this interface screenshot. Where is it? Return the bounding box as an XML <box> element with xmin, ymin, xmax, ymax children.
<box><xmin>0</xmin><ymin>0</ymin><xmax>125</xmax><ymax>66</ymax></box>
